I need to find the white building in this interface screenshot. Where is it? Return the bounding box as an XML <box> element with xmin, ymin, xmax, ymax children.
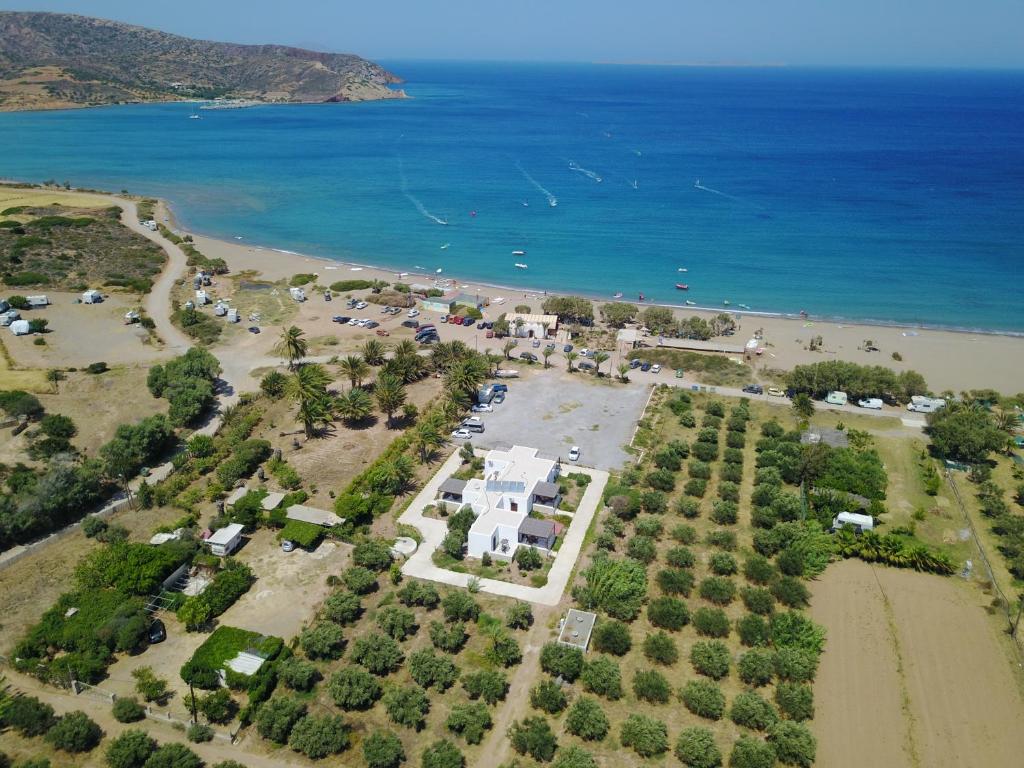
<box><xmin>205</xmin><ymin>523</ymin><xmax>244</xmax><ymax>556</ymax></box>
<box><xmin>506</xmin><ymin>313</ymin><xmax>558</xmax><ymax>339</ymax></box>
<box><xmin>445</xmin><ymin>446</ymin><xmax>561</xmax><ymax>559</ymax></box>
<box><xmin>82</xmin><ymin>290</ymin><xmax>103</xmax><ymax>304</ymax></box>
<box><xmin>26</xmin><ymin>295</ymin><xmax>49</xmax><ymax>308</ymax></box>
<box><xmin>289</xmin><ymin>287</ymin><xmax>306</xmax><ymax>302</ymax></box>
<box><xmin>9</xmin><ymin>320</ymin><xmax>30</xmax><ymax>336</ymax></box>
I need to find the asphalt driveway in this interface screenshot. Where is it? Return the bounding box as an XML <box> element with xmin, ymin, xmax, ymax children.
<box><xmin>473</xmin><ymin>367</ymin><xmax>649</xmax><ymax>471</ymax></box>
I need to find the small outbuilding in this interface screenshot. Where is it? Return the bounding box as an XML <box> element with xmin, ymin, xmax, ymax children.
<box><xmin>205</xmin><ymin>523</ymin><xmax>244</xmax><ymax>556</ymax></box>
<box><xmin>9</xmin><ymin>320</ymin><xmax>30</xmax><ymax>336</ymax></box>
<box><xmin>832</xmin><ymin>511</ymin><xmax>875</xmax><ymax>533</ymax></box>
<box><xmin>82</xmin><ymin>290</ymin><xmax>103</xmax><ymax>304</ymax></box>
<box><xmin>289</xmin><ymin>287</ymin><xmax>306</xmax><ymax>302</ymax></box>
<box><xmin>558</xmin><ymin>609</ymin><xmax>597</xmax><ymax>651</ymax></box>
<box><xmin>286</xmin><ymin>504</ymin><xmax>344</xmax><ymax>528</ymax></box>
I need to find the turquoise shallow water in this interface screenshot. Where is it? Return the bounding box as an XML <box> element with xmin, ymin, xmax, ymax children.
<box><xmin>1</xmin><ymin>62</ymin><xmax>1022</xmax><ymax>331</ymax></box>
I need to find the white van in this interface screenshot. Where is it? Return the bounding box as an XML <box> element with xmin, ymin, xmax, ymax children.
<box><xmin>908</xmin><ymin>397</ymin><xmax>946</xmax><ymax>413</ymax></box>
<box><xmin>825</xmin><ymin>391</ymin><xmax>848</xmax><ymax>406</ymax></box>
<box><xmin>857</xmin><ymin>398</ymin><xmax>883</xmax><ymax>410</ymax></box>
<box><xmin>832</xmin><ymin>512</ymin><xmax>874</xmax><ymax>533</ymax></box>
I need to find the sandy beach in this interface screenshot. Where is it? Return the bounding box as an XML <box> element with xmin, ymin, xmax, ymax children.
<box><xmin>184</xmin><ymin>228</ymin><xmax>1024</xmax><ymax>395</ymax></box>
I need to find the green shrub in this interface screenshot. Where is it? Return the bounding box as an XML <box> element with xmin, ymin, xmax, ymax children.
<box><xmin>506</xmin><ymin>601</ymin><xmax>533</xmax><ymax>630</ymax></box>
<box><xmin>363</xmin><ymin>730</ymin><xmax>405</xmax><ymax>768</ymax></box>
<box><xmin>738</xmin><ymin>648</ymin><xmax>776</xmax><ymax>687</ymax></box>
<box><xmin>685</xmin><ymin>478</ymin><xmax>708</xmax><ymax>497</ymax></box>
<box><xmin>4</xmin><ymin>695</ymin><xmax>56</xmax><ymax>736</ymax></box>
<box><xmin>675</xmin><ymin>727</ymin><xmax>722</xmax><ymax>768</ymax></box>
<box><xmin>711</xmin><ymin>500</ymin><xmax>738</xmax><ymax>525</ymax></box>
<box><xmin>508</xmin><ymin>716</ymin><xmax>557</xmax><ymax>762</ymax></box>
<box><xmin>693</xmin><ymin>607</ymin><xmax>731</xmax><ymax>637</ymax></box>
<box><xmin>441</xmin><ymin>591</ymin><xmax>479</xmax><ymax>622</ymax></box>
<box><xmin>376</xmin><ymin>606</ymin><xmax>417</xmax><ymax>641</ymax></box>
<box><xmin>620</xmin><ymin>713</ymin><xmax>668</xmax><ymax>757</ymax></box>
<box><xmin>383</xmin><ymin>685</ymin><xmax>430</xmax><ymax>730</ymax></box>
<box><xmin>397</xmin><ymin>580</ymin><xmax>440</xmax><ymax>608</ymax></box>
<box><xmin>772</xmin><ymin>576</ymin><xmax>810</xmax><ymax>608</ymax></box>
<box><xmin>689</xmin><ymin>460</ymin><xmax>712</xmax><ymax>480</ymax></box>
<box><xmin>486</xmin><ymin>631</ymin><xmax>522</xmax><ymax>667</ymax></box>
<box><xmin>632</xmin><ymin>668</ymin><xmax>671</xmax><ymax>703</ymax></box>
<box><xmin>635</xmin><ymin>515</ymin><xmax>664</xmax><ymax>537</ymax></box>
<box><xmin>676</xmin><ymin>498</ymin><xmax>701</xmax><ymax>518</ymax></box>
<box><xmin>328</xmin><ymin>666</ymin><xmax>382</xmax><ymax>710</ymax></box>
<box><xmin>429</xmin><ymin>621</ymin><xmax>468</xmax><ymax>653</ymax></box>
<box><xmin>680</xmin><ymin>679</ymin><xmax>726</xmax><ymax>720</ymax></box>
<box><xmin>775</xmin><ymin>682</ymin><xmax>814</xmax><ymax>721</ymax></box>
<box><xmin>648</xmin><ymin>596</ymin><xmax>689</xmax><ymax>630</ymax></box>
<box><xmin>553</xmin><ymin>745</ymin><xmax>597</xmax><ymax>768</ymax></box>
<box><xmin>667</xmin><ymin>546</ymin><xmax>696</xmax><ymax>568</ymax></box>
<box><xmin>256</xmin><ymin>695</ymin><xmax>306</xmax><ymax>743</ymax></box>
<box><xmin>646</xmin><ymin>468</ymin><xmax>675</xmax><ymax>491</ymax></box>
<box><xmin>422</xmin><ymin>739</ymin><xmax>465</xmax><ymax>768</ymax></box>
<box><xmin>770</xmin><ymin>611</ymin><xmax>825</xmax><ymax>655</ymax></box>
<box><xmin>710</xmin><ymin>552</ymin><xmax>738</xmax><ymax>575</ymax></box>
<box><xmin>112</xmin><ymin>696</ymin><xmax>145</xmax><ymax>723</ymax></box>
<box><xmin>565</xmin><ymin>697</ymin><xmax>608</xmax><ymax>741</ymax></box>
<box><xmin>737</xmin><ymin>613</ymin><xmax>770</xmax><ymax>647</ymax></box>
<box><xmin>774</xmin><ymin>647</ymin><xmax>819</xmax><ymax>683</ymax></box>
<box><xmin>671</xmin><ymin>522</ymin><xmax>698</xmax><ymax>542</ymax></box>
<box><xmin>690</xmin><ymin>640</ymin><xmax>731</xmax><ymax>679</ymax></box>
<box><xmin>196</xmin><ymin>688</ymin><xmax>237</xmax><ymax>724</ymax></box>
<box><xmin>409</xmin><ymin>648</ymin><xmax>459</xmax><ymax>691</ymax></box>
<box><xmin>140</xmin><ymin>743</ymin><xmax>202</xmax><ymax>768</ymax></box>
<box><xmin>580</xmin><ymin>655</ymin><xmax>622</xmax><ymax>700</ymax></box>
<box><xmin>743</xmin><ymin>554</ymin><xmax>776</xmax><ymax>584</ymax></box>
<box><xmin>729</xmin><ymin>736</ymin><xmax>776</xmax><ymax>768</ymax></box>
<box><xmin>700</xmin><ymin>576</ymin><xmax>737</xmax><ymax>605</ymax></box>
<box><xmin>187</xmin><ymin>723</ymin><xmax>213</xmax><ymax>743</ymax></box>
<box><xmin>730</xmin><ymin>691</ymin><xmax>778</xmax><ymax>731</ymax></box>
<box><xmin>657</xmin><ymin>567</ymin><xmax>695</xmax><ymax>596</ymax></box>
<box><xmin>299</xmin><ymin>621</ymin><xmax>346</xmax><ymax>660</ymax></box>
<box><xmin>626</xmin><ymin>534</ymin><xmax>657</xmax><ymax>563</ymax></box>
<box><xmin>288</xmin><ymin>714</ymin><xmax>350</xmax><ymax>759</ymax></box>
<box><xmin>349</xmin><ymin>632</ymin><xmax>403</xmax><ymax>675</ymax></box>
<box><xmin>591</xmin><ymin>620</ymin><xmax>631</xmax><ymax>655</ymax></box>
<box><xmin>461</xmin><ymin>669</ymin><xmax>509</xmax><ymax>705</ymax></box>
<box><xmin>104</xmin><ymin>729</ymin><xmax>156</xmax><ymax>768</ymax></box>
<box><xmin>445</xmin><ymin>702</ymin><xmax>491</xmax><ymax>744</ymax></box>
<box><xmin>530</xmin><ymin>679</ymin><xmax>567</xmax><ymax>713</ymax></box>
<box><xmin>643</xmin><ymin>631</ymin><xmax>679</xmax><ymax>665</ymax></box>
<box><xmin>741</xmin><ymin>587</ymin><xmax>775</xmax><ymax>615</ymax></box>
<box><xmin>277</xmin><ymin>657</ymin><xmax>320</xmax><ymax>692</ymax></box>
<box><xmin>767</xmin><ymin>721</ymin><xmax>817</xmax><ymax>767</ymax></box>
<box><xmin>45</xmin><ymin>711</ymin><xmax>101</xmax><ymax>753</ymax></box>
<box><xmin>540</xmin><ymin>642</ymin><xmax>583</xmax><ymax>681</ymax></box>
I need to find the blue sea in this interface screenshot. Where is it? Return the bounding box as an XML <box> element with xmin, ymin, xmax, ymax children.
<box><xmin>1</xmin><ymin>62</ymin><xmax>1023</xmax><ymax>331</ymax></box>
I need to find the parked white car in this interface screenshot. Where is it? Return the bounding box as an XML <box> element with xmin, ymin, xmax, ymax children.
<box><xmin>356</xmin><ymin>301</ymin><xmax>368</xmax><ymax>309</ymax></box>
<box><xmin>347</xmin><ymin>318</ymin><xmax>359</xmax><ymax>326</ymax></box>
<box><xmin>471</xmin><ymin>403</ymin><xmax>494</xmax><ymax>413</ymax></box>
<box><xmin>568</xmin><ymin>446</ymin><xmax>581</xmax><ymax>462</ymax></box>
<box><xmin>356</xmin><ymin>318</ymin><xmax>369</xmax><ymax>327</ymax></box>
<box><xmin>858</xmin><ymin>398</ymin><xmax>884</xmax><ymax>410</ymax></box>
<box><xmin>651</xmin><ymin>364</ymin><xmax>662</xmax><ymax>374</ymax></box>
<box><xmin>450</xmin><ymin>428</ymin><xmax>473</xmax><ymax>440</ymax></box>
<box><xmin>408</xmin><ymin>309</ymin><xmax>420</xmax><ymax>317</ymax></box>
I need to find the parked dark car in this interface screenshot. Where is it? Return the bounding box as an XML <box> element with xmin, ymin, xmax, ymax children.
<box><xmin>640</xmin><ymin>361</ymin><xmax>652</xmax><ymax>372</ymax></box>
<box><xmin>148</xmin><ymin>619</ymin><xmax>166</xmax><ymax>644</ymax></box>
<box><xmin>629</xmin><ymin>358</ymin><xmax>642</xmax><ymax>369</ymax></box>
<box><xmin>519</xmin><ymin>352</ymin><xmax>538</xmax><ymax>362</ymax></box>
<box><xmin>742</xmin><ymin>384</ymin><xmax>764</xmax><ymax>395</ymax></box>
<box><xmin>477</xmin><ymin>322</ymin><xmax>486</xmax><ymax>329</ymax></box>
<box><xmin>563</xmin><ymin>344</ymin><xmax>574</xmax><ymax>353</ymax></box>
<box><xmin>462</xmin><ymin>316</ymin><xmax>474</xmax><ymax>327</ymax></box>
<box><xmin>485</xmin><ymin>321</ymin><xmax>494</xmax><ymax>329</ymax></box>
<box><xmin>248</xmin><ymin>326</ymin><xmax>261</xmax><ymax>334</ymax></box>
<box><xmin>493</xmin><ymin>384</ymin><xmax>509</xmax><ymax>393</ymax></box>
<box><xmin>365</xmin><ymin>320</ymin><xmax>380</xmax><ymax>329</ymax></box>
<box><xmin>401</xmin><ymin>320</ymin><xmax>419</xmax><ymax>328</ymax></box>
<box><xmin>333</xmin><ymin>315</ymin><xmax>352</xmax><ymax>324</ymax></box>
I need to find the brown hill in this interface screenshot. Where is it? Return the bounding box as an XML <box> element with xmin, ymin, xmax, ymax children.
<box><xmin>0</xmin><ymin>11</ymin><xmax>405</xmax><ymax>111</ymax></box>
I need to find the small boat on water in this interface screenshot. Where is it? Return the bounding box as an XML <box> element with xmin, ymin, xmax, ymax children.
<box><xmin>189</xmin><ymin>114</ymin><xmax>201</xmax><ymax>120</ymax></box>
<box><xmin>723</xmin><ymin>300</ymin><xmax>731</xmax><ymax>306</ymax></box>
<box><xmin>512</xmin><ymin>250</ymin><xmax>526</xmax><ymax>256</ymax></box>
<box><xmin>514</xmin><ymin>263</ymin><xmax>528</xmax><ymax>269</ymax></box>
<box><xmin>738</xmin><ymin>304</ymin><xmax>751</xmax><ymax>310</ymax></box>
<box><xmin>638</xmin><ymin>293</ymin><xmax>646</xmax><ymax>302</ymax></box>
<box><xmin>678</xmin><ymin>267</ymin><xmax>688</xmax><ymax>272</ymax></box>
<box><xmin>613</xmin><ymin>292</ymin><xmax>623</xmax><ymax>299</ymax></box>
<box><xmin>675</xmin><ymin>283</ymin><xmax>689</xmax><ymax>291</ymax></box>
<box><xmin>549</xmin><ymin>199</ymin><xmax>558</xmax><ymax>207</ymax></box>
<box><xmin>685</xmin><ymin>300</ymin><xmax>696</xmax><ymax>306</ymax></box>
<box><xmin>440</xmin><ymin>243</ymin><xmax>450</xmax><ymax>250</ymax></box>
<box><xmin>436</xmin><ymin>268</ymin><xmax>443</xmax><ymax>274</ymax></box>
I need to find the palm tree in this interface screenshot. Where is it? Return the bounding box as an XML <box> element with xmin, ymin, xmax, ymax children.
<box><xmin>338</xmin><ymin>355</ymin><xmax>370</xmax><ymax>389</ymax></box>
<box><xmin>287</xmin><ymin>363</ymin><xmax>332</xmax><ymax>437</ymax></box>
<box><xmin>432</xmin><ymin>341</ymin><xmax>471</xmax><ymax>372</ymax></box>
<box><xmin>393</xmin><ymin>339</ymin><xmax>419</xmax><ymax>360</ymax></box>
<box><xmin>617</xmin><ymin>362</ymin><xmax>630</xmax><ymax>382</ymax></box>
<box><xmin>792</xmin><ymin>392</ymin><xmax>815</xmax><ymax>419</ymax></box>
<box><xmin>335</xmin><ymin>387</ymin><xmax>374</xmax><ymax>424</ymax></box>
<box><xmin>542</xmin><ymin>347</ymin><xmax>554</xmax><ymax>369</ymax></box>
<box><xmin>502</xmin><ymin>340</ymin><xmax>516</xmax><ymax>360</ymax></box>
<box><xmin>383</xmin><ymin>354</ymin><xmax>428</xmax><ymax>384</ymax></box>
<box><xmin>374</xmin><ymin>373</ymin><xmax>407</xmax><ymax>428</ymax></box>
<box><xmin>565</xmin><ymin>351</ymin><xmax>578</xmax><ymax>372</ymax></box>
<box><xmin>46</xmin><ymin>368</ymin><xmax>64</xmax><ymax>393</ymax></box>
<box><xmin>361</xmin><ymin>339</ymin><xmax>387</xmax><ymax>366</ymax></box>
<box><xmin>411</xmin><ymin>422</ymin><xmax>444</xmax><ymax>463</ymax></box>
<box><xmin>593</xmin><ymin>351</ymin><xmax>609</xmax><ymax>376</ymax></box>
<box><xmin>994</xmin><ymin>410</ymin><xmax>1017</xmax><ymax>433</ymax></box>
<box><xmin>275</xmin><ymin>326</ymin><xmax>308</xmax><ymax>369</ymax></box>
<box><xmin>444</xmin><ymin>358</ymin><xmax>487</xmax><ymax>398</ymax></box>
<box><xmin>371</xmin><ymin>454</ymin><xmax>415</xmax><ymax>494</ymax></box>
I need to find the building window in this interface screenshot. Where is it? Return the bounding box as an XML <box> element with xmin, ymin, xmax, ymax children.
<box><xmin>510</xmin><ymin>500</ymin><xmax>518</xmax><ymax>512</ymax></box>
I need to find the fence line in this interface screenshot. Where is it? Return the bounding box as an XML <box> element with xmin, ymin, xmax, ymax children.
<box><xmin>945</xmin><ymin>470</ymin><xmax>1024</xmax><ymax>655</ymax></box>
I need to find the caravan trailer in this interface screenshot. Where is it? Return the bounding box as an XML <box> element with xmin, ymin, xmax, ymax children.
<box><xmin>825</xmin><ymin>391</ymin><xmax>848</xmax><ymax>406</ymax></box>
<box><xmin>832</xmin><ymin>512</ymin><xmax>874</xmax><ymax>534</ymax></box>
<box><xmin>908</xmin><ymin>397</ymin><xmax>946</xmax><ymax>413</ymax></box>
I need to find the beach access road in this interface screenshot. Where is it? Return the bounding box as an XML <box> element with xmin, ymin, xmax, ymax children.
<box><xmin>472</xmin><ymin>367</ymin><xmax>650</xmax><ymax>470</ymax></box>
<box><xmin>398</xmin><ymin>448</ymin><xmax>608</xmax><ymax>605</ymax></box>
<box><xmin>628</xmin><ymin>367</ymin><xmax>928</xmax><ymax>427</ymax></box>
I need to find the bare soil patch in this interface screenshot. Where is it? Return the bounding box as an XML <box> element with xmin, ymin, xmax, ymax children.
<box><xmin>810</xmin><ymin>558</ymin><xmax>1024</xmax><ymax>768</ymax></box>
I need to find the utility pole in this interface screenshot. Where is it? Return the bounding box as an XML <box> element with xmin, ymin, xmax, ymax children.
<box><xmin>189</xmin><ymin>682</ymin><xmax>198</xmax><ymax>724</ymax></box>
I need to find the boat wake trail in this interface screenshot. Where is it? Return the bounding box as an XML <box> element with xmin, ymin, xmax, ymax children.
<box><xmin>693</xmin><ymin>179</ymin><xmax>744</xmax><ymax>204</ymax></box>
<box><xmin>568</xmin><ymin>160</ymin><xmax>602</xmax><ymax>183</ymax></box>
<box><xmin>398</xmin><ymin>158</ymin><xmax>448</xmax><ymax>225</ymax></box>
<box><xmin>516</xmin><ymin>161</ymin><xmax>558</xmax><ymax>207</ymax></box>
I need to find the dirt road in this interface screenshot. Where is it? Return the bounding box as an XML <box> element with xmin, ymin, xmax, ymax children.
<box><xmin>810</xmin><ymin>559</ymin><xmax>1024</xmax><ymax>768</ymax></box>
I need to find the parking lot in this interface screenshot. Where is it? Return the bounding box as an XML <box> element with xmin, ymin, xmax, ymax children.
<box><xmin>471</xmin><ymin>367</ymin><xmax>650</xmax><ymax>470</ymax></box>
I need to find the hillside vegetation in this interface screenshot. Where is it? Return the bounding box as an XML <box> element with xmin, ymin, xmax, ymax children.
<box><xmin>0</xmin><ymin>11</ymin><xmax>404</xmax><ymax>111</ymax></box>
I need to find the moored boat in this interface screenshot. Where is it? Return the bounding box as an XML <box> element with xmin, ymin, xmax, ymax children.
<box><xmin>675</xmin><ymin>283</ymin><xmax>689</xmax><ymax>290</ymax></box>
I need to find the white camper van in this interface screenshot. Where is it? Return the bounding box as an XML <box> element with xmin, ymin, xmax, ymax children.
<box><xmin>908</xmin><ymin>396</ymin><xmax>946</xmax><ymax>413</ymax></box>
<box><xmin>825</xmin><ymin>391</ymin><xmax>848</xmax><ymax>406</ymax></box>
<box><xmin>832</xmin><ymin>512</ymin><xmax>874</xmax><ymax>533</ymax></box>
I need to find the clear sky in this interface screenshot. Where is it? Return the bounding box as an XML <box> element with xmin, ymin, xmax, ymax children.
<box><xmin>4</xmin><ymin>0</ymin><xmax>1023</xmax><ymax>68</ymax></box>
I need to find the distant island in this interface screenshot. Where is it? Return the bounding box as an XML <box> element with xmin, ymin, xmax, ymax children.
<box><xmin>0</xmin><ymin>11</ymin><xmax>405</xmax><ymax>111</ymax></box>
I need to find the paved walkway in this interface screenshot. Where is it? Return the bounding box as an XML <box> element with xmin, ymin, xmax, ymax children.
<box><xmin>397</xmin><ymin>449</ymin><xmax>608</xmax><ymax>606</ymax></box>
